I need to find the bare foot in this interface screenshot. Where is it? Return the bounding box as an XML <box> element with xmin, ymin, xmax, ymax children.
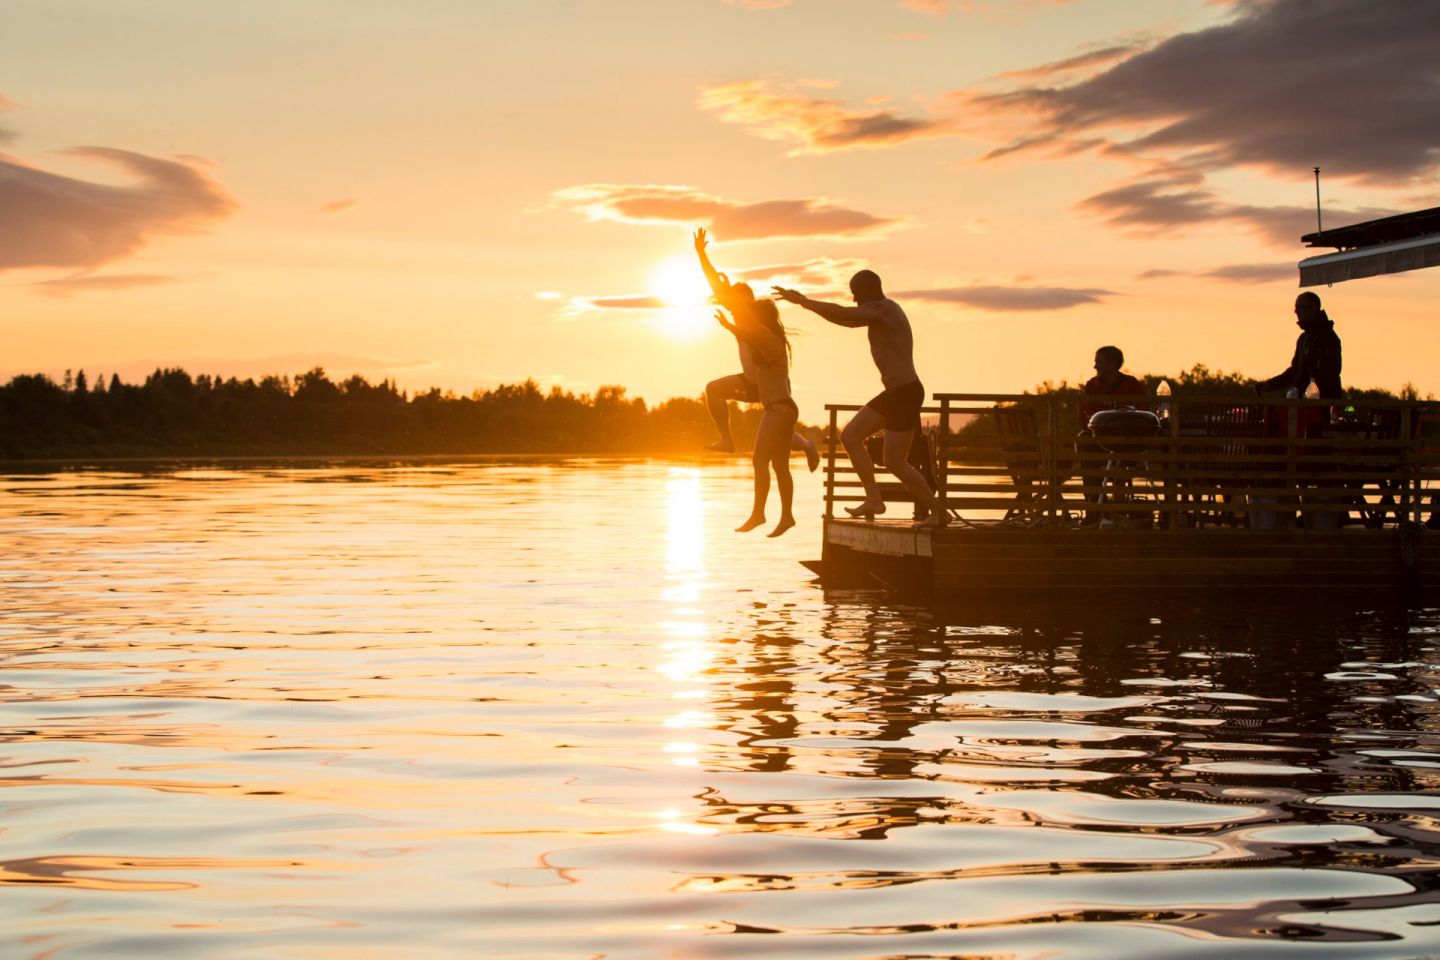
<box><xmin>804</xmin><ymin>438</ymin><xmax>820</xmax><ymax>473</ymax></box>
<box><xmin>707</xmin><ymin>440</ymin><xmax>736</xmax><ymax>453</ymax></box>
<box><xmin>845</xmin><ymin>500</ymin><xmax>886</xmax><ymax>519</ymax></box>
<box><xmin>767</xmin><ymin>516</ymin><xmax>796</xmax><ymax>538</ymax></box>
<box><xmin>735</xmin><ymin>515</ymin><xmax>766</xmax><ymax>532</ymax></box>
<box><xmin>917</xmin><ymin>513</ymin><xmax>942</xmax><ymax>529</ymax></box>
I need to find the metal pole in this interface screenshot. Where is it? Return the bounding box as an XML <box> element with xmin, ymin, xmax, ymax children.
<box><xmin>1314</xmin><ymin>167</ymin><xmax>1323</xmax><ymax>234</ymax></box>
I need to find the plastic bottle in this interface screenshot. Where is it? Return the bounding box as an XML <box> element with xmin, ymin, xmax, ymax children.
<box><xmin>1155</xmin><ymin>379</ymin><xmax>1172</xmax><ymax>420</ymax></box>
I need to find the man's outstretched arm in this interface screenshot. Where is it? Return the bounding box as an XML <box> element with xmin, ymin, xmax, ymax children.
<box><xmin>772</xmin><ymin>287</ymin><xmax>875</xmax><ymax>328</ymax></box>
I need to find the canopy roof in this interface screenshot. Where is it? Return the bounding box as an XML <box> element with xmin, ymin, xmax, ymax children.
<box><xmin>1298</xmin><ymin>206</ymin><xmax>1440</xmax><ymax>287</ymax></box>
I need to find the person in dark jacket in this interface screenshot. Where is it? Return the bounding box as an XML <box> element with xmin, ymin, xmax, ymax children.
<box><xmin>1259</xmin><ymin>291</ymin><xmax>1343</xmax><ymax>399</ymax></box>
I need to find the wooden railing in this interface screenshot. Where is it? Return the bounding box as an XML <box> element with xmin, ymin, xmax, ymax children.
<box><xmin>821</xmin><ymin>394</ymin><xmax>1440</xmax><ymax>529</ymax></box>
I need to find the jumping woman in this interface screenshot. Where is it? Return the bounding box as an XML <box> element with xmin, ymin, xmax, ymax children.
<box><xmin>712</xmin><ymin>302</ymin><xmax>798</xmax><ymax>537</ymax></box>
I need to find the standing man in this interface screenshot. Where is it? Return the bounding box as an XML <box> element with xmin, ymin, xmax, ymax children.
<box><xmin>773</xmin><ymin>271</ymin><xmax>938</xmax><ymax>523</ymax></box>
<box><xmin>1259</xmin><ymin>291</ymin><xmax>1343</xmax><ymax>399</ymax></box>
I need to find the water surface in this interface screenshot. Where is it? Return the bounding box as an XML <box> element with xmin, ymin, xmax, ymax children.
<box><xmin>2</xmin><ymin>459</ymin><xmax>1438</xmax><ymax>958</ymax></box>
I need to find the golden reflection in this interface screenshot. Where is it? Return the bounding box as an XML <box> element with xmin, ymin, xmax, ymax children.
<box><xmin>655</xmin><ymin>467</ymin><xmax>720</xmax><ymax>832</ymax></box>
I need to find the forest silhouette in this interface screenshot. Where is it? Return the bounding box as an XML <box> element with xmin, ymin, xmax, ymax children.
<box><xmin>0</xmin><ymin>364</ymin><xmax>1424</xmax><ymax>460</ymax></box>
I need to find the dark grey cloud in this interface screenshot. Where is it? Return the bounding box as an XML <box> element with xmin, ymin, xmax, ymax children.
<box><xmin>897</xmin><ymin>284</ymin><xmax>1115</xmax><ymax>311</ymax></box>
<box><xmin>1</xmin><ymin>147</ymin><xmax>236</xmax><ymax>271</ymax></box>
<box><xmin>962</xmin><ymin>0</ymin><xmax>1440</xmax><ymax>185</ymax></box>
<box><xmin>1077</xmin><ymin>172</ymin><xmax>1392</xmax><ymax>248</ymax></box>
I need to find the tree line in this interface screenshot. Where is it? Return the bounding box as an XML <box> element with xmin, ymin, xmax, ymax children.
<box><xmin>0</xmin><ymin>367</ymin><xmax>792</xmax><ymax>459</ymax></box>
<box><xmin>2</xmin><ymin>363</ymin><xmax>1426</xmax><ymax>459</ymax></box>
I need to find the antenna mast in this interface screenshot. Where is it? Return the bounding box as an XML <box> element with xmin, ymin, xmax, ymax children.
<box><xmin>1313</xmin><ymin>166</ymin><xmax>1323</xmax><ymax>234</ymax></box>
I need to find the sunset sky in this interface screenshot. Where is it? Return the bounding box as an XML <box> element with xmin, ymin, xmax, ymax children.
<box><xmin>5</xmin><ymin>0</ymin><xmax>1439</xmax><ymax>412</ymax></box>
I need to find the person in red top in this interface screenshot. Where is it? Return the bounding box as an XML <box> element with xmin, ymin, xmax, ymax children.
<box><xmin>1075</xmin><ymin>345</ymin><xmax>1148</xmax><ymax>520</ymax></box>
<box><xmin>1078</xmin><ymin>345</ymin><xmax>1147</xmax><ymax>428</ymax></box>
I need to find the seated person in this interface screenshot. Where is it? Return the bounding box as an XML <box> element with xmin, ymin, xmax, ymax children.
<box><xmin>1075</xmin><ymin>345</ymin><xmax>1148</xmax><ymax>517</ymax></box>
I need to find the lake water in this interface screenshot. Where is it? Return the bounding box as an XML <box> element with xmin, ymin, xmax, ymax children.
<box><xmin>2</xmin><ymin>459</ymin><xmax>1438</xmax><ymax>959</ymax></box>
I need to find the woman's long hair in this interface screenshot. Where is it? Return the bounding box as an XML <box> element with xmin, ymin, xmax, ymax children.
<box><xmin>752</xmin><ymin>297</ymin><xmax>792</xmax><ymax>363</ymax></box>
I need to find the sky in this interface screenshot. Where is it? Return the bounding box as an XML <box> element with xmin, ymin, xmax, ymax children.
<box><xmin>4</xmin><ymin>0</ymin><xmax>1439</xmax><ymax>412</ymax></box>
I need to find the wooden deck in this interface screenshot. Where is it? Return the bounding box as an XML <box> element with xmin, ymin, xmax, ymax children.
<box><xmin>814</xmin><ymin>391</ymin><xmax>1440</xmax><ymax>600</ymax></box>
<box><xmin>820</xmin><ymin>518</ymin><xmax>1440</xmax><ymax>596</ymax></box>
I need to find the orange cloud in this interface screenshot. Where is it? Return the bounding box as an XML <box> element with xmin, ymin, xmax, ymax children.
<box><xmin>320</xmin><ymin>198</ymin><xmax>358</xmax><ymax>214</ymax></box>
<box><xmin>0</xmin><ymin>147</ymin><xmax>236</xmax><ymax>271</ymax></box>
<box><xmin>31</xmin><ymin>272</ymin><xmax>177</xmax><ymax>297</ymax></box>
<box><xmin>555</xmin><ymin>184</ymin><xmax>905</xmax><ymax>241</ymax></box>
<box><xmin>698</xmin><ymin>80</ymin><xmax>951</xmax><ymax>155</ymax></box>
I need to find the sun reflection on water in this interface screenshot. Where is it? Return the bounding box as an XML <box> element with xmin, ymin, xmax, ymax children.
<box><xmin>657</xmin><ymin>467</ymin><xmax>717</xmax><ymax>819</ymax></box>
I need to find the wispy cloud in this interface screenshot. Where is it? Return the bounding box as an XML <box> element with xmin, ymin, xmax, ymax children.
<box><xmin>319</xmin><ymin>198</ymin><xmax>358</xmax><ymax>214</ymax></box>
<box><xmin>897</xmin><ymin>283</ymin><xmax>1115</xmax><ymax>312</ymax></box>
<box><xmin>554</xmin><ymin>184</ymin><xmax>904</xmax><ymax>241</ymax></box>
<box><xmin>698</xmin><ymin>80</ymin><xmax>950</xmax><ymax>155</ymax></box>
<box><xmin>0</xmin><ymin>147</ymin><xmax>236</xmax><ymax>272</ymax></box>
<box><xmin>585</xmin><ymin>295</ymin><xmax>668</xmax><ymax>310</ymax></box>
<box><xmin>958</xmin><ymin>0</ymin><xmax>1440</xmax><ymax>186</ymax></box>
<box><xmin>573</xmin><ymin>259</ymin><xmax>863</xmax><ymax>316</ymax></box>
<box><xmin>724</xmin><ymin>0</ymin><xmax>1074</xmax><ymax>15</ymax></box>
<box><xmin>31</xmin><ymin>272</ymin><xmax>177</xmax><ymax>297</ymax></box>
<box><xmin>1136</xmin><ymin>263</ymin><xmax>1297</xmax><ymax>285</ymax></box>
<box><xmin>1077</xmin><ymin>171</ymin><xmax>1391</xmax><ymax>248</ymax></box>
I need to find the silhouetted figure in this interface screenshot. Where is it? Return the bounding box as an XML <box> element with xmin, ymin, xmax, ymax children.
<box><xmin>697</xmin><ymin>231</ymin><xmax>801</xmax><ymax>537</ymax></box>
<box><xmin>1075</xmin><ymin>345</ymin><xmax>1148</xmax><ymax>521</ymax></box>
<box><xmin>694</xmin><ymin>229</ymin><xmax>818</xmax><ymax>472</ymax></box>
<box><xmin>1259</xmin><ymin>291</ymin><xmax>1343</xmax><ymax>399</ymax></box>
<box><xmin>773</xmin><ymin>271</ymin><xmax>938</xmax><ymax>523</ymax></box>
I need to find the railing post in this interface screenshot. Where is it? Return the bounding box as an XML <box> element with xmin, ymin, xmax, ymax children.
<box><xmin>1287</xmin><ymin>399</ymin><xmax>1299</xmax><ymax>518</ymax></box>
<box><xmin>936</xmin><ymin>396</ymin><xmax>949</xmax><ymax>525</ymax></box>
<box><xmin>1401</xmin><ymin>402</ymin><xmax>1414</xmax><ymax>524</ymax></box>
<box><xmin>1164</xmin><ymin>397</ymin><xmax>1181</xmax><ymax>528</ymax></box>
<box><xmin>824</xmin><ymin>406</ymin><xmax>838</xmax><ymax>520</ymax></box>
<box><xmin>1046</xmin><ymin>394</ymin><xmax>1059</xmax><ymax>522</ymax></box>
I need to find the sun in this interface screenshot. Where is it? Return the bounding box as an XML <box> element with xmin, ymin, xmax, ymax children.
<box><xmin>649</xmin><ymin>256</ymin><xmax>713</xmax><ymax>340</ymax></box>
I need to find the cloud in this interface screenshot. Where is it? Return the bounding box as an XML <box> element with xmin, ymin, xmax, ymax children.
<box><xmin>0</xmin><ymin>147</ymin><xmax>236</xmax><ymax>272</ymax></box>
<box><xmin>698</xmin><ymin>80</ymin><xmax>951</xmax><ymax>155</ymax></box>
<box><xmin>993</xmin><ymin>44</ymin><xmax>1139</xmax><ymax>83</ymax></box>
<box><xmin>1077</xmin><ymin>172</ymin><xmax>1391</xmax><ymax>248</ymax></box>
<box><xmin>31</xmin><ymin>272</ymin><xmax>177</xmax><ymax>297</ymax></box>
<box><xmin>959</xmin><ymin>0</ymin><xmax>1440</xmax><ymax>186</ymax></box>
<box><xmin>897</xmin><ymin>284</ymin><xmax>1115</xmax><ymax>311</ymax></box>
<box><xmin>319</xmin><ymin>198</ymin><xmax>358</xmax><ymax>214</ymax></box>
<box><xmin>1135</xmin><ymin>263</ymin><xmax>1297</xmax><ymax>285</ymax></box>
<box><xmin>554</xmin><ymin>184</ymin><xmax>903</xmax><ymax>241</ymax></box>
<box><xmin>586</xmin><ymin>295</ymin><xmax>667</xmax><ymax>310</ymax></box>
<box><xmin>722</xmin><ymin>0</ymin><xmax>792</xmax><ymax>7</ymax></box>
<box><xmin>574</xmin><ymin>259</ymin><xmax>863</xmax><ymax>315</ymax></box>
<box><xmin>730</xmin><ymin>257</ymin><xmax>865</xmax><ymax>290</ymax></box>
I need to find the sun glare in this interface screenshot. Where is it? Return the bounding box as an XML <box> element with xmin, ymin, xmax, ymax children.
<box><xmin>649</xmin><ymin>256</ymin><xmax>712</xmax><ymax>340</ymax></box>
